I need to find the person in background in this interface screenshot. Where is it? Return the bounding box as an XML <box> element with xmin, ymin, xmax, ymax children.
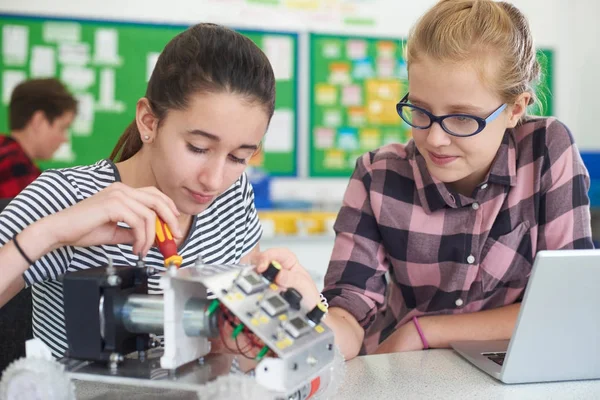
<box><xmin>255</xmin><ymin>0</ymin><xmax>594</xmax><ymax>360</ymax></box>
<box><xmin>0</xmin><ymin>78</ymin><xmax>76</xmax><ymax>198</ymax></box>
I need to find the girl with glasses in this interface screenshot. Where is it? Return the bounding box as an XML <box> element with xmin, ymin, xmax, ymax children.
<box><xmin>257</xmin><ymin>0</ymin><xmax>593</xmax><ymax>360</ymax></box>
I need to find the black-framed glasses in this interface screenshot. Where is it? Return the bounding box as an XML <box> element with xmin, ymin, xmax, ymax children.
<box><xmin>396</xmin><ymin>93</ymin><xmax>507</xmax><ymax>137</ymax></box>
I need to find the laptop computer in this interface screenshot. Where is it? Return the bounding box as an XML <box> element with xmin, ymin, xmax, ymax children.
<box><xmin>451</xmin><ymin>249</ymin><xmax>600</xmax><ymax>384</ymax></box>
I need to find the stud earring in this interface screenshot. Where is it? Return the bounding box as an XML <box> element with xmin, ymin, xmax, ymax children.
<box><xmin>143</xmin><ymin>135</ymin><xmax>150</xmax><ymax>141</ymax></box>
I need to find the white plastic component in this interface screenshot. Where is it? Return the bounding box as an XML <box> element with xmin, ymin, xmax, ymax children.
<box><xmin>0</xmin><ymin>357</ymin><xmax>75</xmax><ymax>400</ymax></box>
<box><xmin>25</xmin><ymin>338</ymin><xmax>53</xmax><ymax>361</ymax></box>
<box><xmin>198</xmin><ymin>374</ymin><xmax>277</xmax><ymax>400</ymax></box>
<box><xmin>159</xmin><ymin>272</ymin><xmax>211</xmax><ymax>370</ymax></box>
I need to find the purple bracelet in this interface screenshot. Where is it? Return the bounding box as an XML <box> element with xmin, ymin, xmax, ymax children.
<box><xmin>412</xmin><ymin>316</ymin><xmax>429</xmax><ymax>350</ymax></box>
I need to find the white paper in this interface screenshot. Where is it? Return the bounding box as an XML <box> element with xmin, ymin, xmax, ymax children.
<box><xmin>347</xmin><ymin>40</ymin><xmax>366</xmax><ymax>59</ymax></box>
<box><xmin>94</xmin><ymin>29</ymin><xmax>121</xmax><ymax>65</ymax></box>
<box><xmin>146</xmin><ymin>52</ymin><xmax>160</xmax><ymax>82</ymax></box>
<box><xmin>377</xmin><ymin>58</ymin><xmax>395</xmax><ymax>78</ymax></box>
<box><xmin>96</xmin><ymin>68</ymin><xmax>125</xmax><ymax>112</ymax></box>
<box><xmin>264</xmin><ymin>109</ymin><xmax>294</xmax><ymax>152</ymax></box>
<box><xmin>61</xmin><ymin>65</ymin><xmax>95</xmax><ymax>91</ymax></box>
<box><xmin>328</xmin><ymin>69</ymin><xmax>351</xmax><ymax>85</ymax></box>
<box><xmin>264</xmin><ymin>36</ymin><xmax>292</xmax><ymax>80</ymax></box>
<box><xmin>98</xmin><ymin>68</ymin><xmax>116</xmax><ymax>107</ymax></box>
<box><xmin>2</xmin><ymin>70</ymin><xmax>27</xmax><ymax>105</ymax></box>
<box><xmin>30</xmin><ymin>46</ymin><xmax>56</xmax><ymax>77</ymax></box>
<box><xmin>323</xmin><ymin>42</ymin><xmax>341</xmax><ymax>58</ymax></box>
<box><xmin>58</xmin><ymin>43</ymin><xmax>90</xmax><ymax>66</ymax></box>
<box><xmin>2</xmin><ymin>25</ymin><xmax>29</xmax><ymax>66</ymax></box>
<box><xmin>71</xmin><ymin>93</ymin><xmax>95</xmax><ymax>136</ymax></box>
<box><xmin>342</xmin><ymin>85</ymin><xmax>362</xmax><ymax>106</ymax></box>
<box><xmin>43</xmin><ymin>22</ymin><xmax>81</xmax><ymax>43</ymax></box>
<box><xmin>324</xmin><ymin>110</ymin><xmax>342</xmax><ymax>127</ymax></box>
<box><xmin>314</xmin><ymin>127</ymin><xmax>335</xmax><ymax>149</ymax></box>
<box><xmin>52</xmin><ymin>141</ymin><xmax>76</xmax><ymax>162</ymax></box>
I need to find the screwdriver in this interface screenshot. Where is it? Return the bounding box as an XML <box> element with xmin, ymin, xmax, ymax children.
<box><xmin>155</xmin><ymin>216</ymin><xmax>183</xmax><ymax>268</ymax></box>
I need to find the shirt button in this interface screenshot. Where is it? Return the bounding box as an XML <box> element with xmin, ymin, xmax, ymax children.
<box><xmin>455</xmin><ymin>298</ymin><xmax>464</xmax><ymax>307</ymax></box>
<box><xmin>467</xmin><ymin>255</ymin><xmax>475</xmax><ymax>264</ymax></box>
<box><xmin>472</xmin><ymin>202</ymin><xmax>480</xmax><ymax>210</ymax></box>
<box><xmin>480</xmin><ymin>183</ymin><xmax>488</xmax><ymax>190</ymax></box>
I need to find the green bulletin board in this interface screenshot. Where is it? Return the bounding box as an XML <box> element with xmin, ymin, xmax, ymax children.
<box><xmin>0</xmin><ymin>14</ymin><xmax>298</xmax><ymax>176</ymax></box>
<box><xmin>308</xmin><ymin>33</ymin><xmax>555</xmax><ymax>177</ymax></box>
<box><xmin>309</xmin><ymin>33</ymin><xmax>411</xmax><ymax>177</ymax></box>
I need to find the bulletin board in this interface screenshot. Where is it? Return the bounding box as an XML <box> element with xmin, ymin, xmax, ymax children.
<box><xmin>308</xmin><ymin>33</ymin><xmax>555</xmax><ymax>178</ymax></box>
<box><xmin>308</xmin><ymin>33</ymin><xmax>410</xmax><ymax>177</ymax></box>
<box><xmin>0</xmin><ymin>14</ymin><xmax>299</xmax><ymax>176</ymax></box>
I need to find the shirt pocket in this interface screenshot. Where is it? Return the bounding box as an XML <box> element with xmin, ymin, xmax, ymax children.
<box><xmin>479</xmin><ymin>221</ymin><xmax>532</xmax><ymax>293</ymax></box>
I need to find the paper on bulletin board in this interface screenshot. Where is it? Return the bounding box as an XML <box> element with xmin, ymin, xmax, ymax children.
<box><xmin>61</xmin><ymin>65</ymin><xmax>95</xmax><ymax>91</ymax></box>
<box><xmin>43</xmin><ymin>22</ymin><xmax>81</xmax><ymax>43</ymax></box>
<box><xmin>94</xmin><ymin>28</ymin><xmax>121</xmax><ymax>65</ymax></box>
<box><xmin>2</xmin><ymin>25</ymin><xmax>29</xmax><ymax>66</ymax></box>
<box><xmin>264</xmin><ymin>109</ymin><xmax>294</xmax><ymax>152</ymax></box>
<box><xmin>315</xmin><ymin>127</ymin><xmax>335</xmax><ymax>149</ymax></box>
<box><xmin>58</xmin><ymin>42</ymin><xmax>90</xmax><ymax>66</ymax></box>
<box><xmin>347</xmin><ymin>39</ymin><xmax>366</xmax><ymax>60</ymax></box>
<box><xmin>315</xmin><ymin>84</ymin><xmax>337</xmax><ymax>105</ymax></box>
<box><xmin>97</xmin><ymin>68</ymin><xmax>125</xmax><ymax>112</ymax></box>
<box><xmin>264</xmin><ymin>36</ymin><xmax>293</xmax><ymax>80</ymax></box>
<box><xmin>366</xmin><ymin>79</ymin><xmax>402</xmax><ymax>125</ymax></box>
<box><xmin>31</xmin><ymin>46</ymin><xmax>56</xmax><ymax>77</ymax></box>
<box><xmin>2</xmin><ymin>70</ymin><xmax>26</xmax><ymax>105</ymax></box>
<box><xmin>71</xmin><ymin>93</ymin><xmax>95</xmax><ymax>136</ymax></box>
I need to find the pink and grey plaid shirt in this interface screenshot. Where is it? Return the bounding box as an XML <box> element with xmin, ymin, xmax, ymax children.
<box><xmin>322</xmin><ymin>117</ymin><xmax>594</xmax><ymax>354</ymax></box>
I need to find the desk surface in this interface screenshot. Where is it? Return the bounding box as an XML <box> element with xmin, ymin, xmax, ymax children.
<box><xmin>333</xmin><ymin>349</ymin><xmax>600</xmax><ymax>399</ymax></box>
<box><xmin>75</xmin><ymin>349</ymin><xmax>600</xmax><ymax>399</ymax></box>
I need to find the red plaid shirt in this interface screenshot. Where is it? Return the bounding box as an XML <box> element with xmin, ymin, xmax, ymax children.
<box><xmin>322</xmin><ymin>117</ymin><xmax>594</xmax><ymax>354</ymax></box>
<box><xmin>0</xmin><ymin>136</ymin><xmax>41</xmax><ymax>198</ymax></box>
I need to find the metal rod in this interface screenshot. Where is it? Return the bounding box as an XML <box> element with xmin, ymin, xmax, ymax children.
<box><xmin>182</xmin><ymin>298</ymin><xmax>219</xmax><ymax>338</ymax></box>
<box><xmin>121</xmin><ymin>294</ymin><xmax>165</xmax><ymax>334</ymax></box>
<box><xmin>119</xmin><ymin>295</ymin><xmax>219</xmax><ymax>337</ymax></box>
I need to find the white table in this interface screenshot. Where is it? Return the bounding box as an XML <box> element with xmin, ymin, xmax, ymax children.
<box><xmin>75</xmin><ymin>350</ymin><xmax>600</xmax><ymax>399</ymax></box>
<box><xmin>333</xmin><ymin>350</ymin><xmax>600</xmax><ymax>400</ymax></box>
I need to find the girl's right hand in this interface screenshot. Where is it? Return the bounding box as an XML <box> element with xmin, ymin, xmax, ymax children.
<box><xmin>44</xmin><ymin>182</ymin><xmax>182</xmax><ymax>256</ymax></box>
<box><xmin>252</xmin><ymin>248</ymin><xmax>322</xmax><ymax>311</ymax></box>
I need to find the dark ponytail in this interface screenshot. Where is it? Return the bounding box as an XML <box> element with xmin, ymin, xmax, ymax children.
<box><xmin>110</xmin><ymin>23</ymin><xmax>276</xmax><ymax>162</ymax></box>
<box><xmin>110</xmin><ymin>121</ymin><xmax>142</xmax><ymax>161</ymax></box>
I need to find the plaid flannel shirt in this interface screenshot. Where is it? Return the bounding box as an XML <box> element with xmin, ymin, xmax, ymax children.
<box><xmin>0</xmin><ymin>136</ymin><xmax>41</xmax><ymax>198</ymax></box>
<box><xmin>322</xmin><ymin>117</ymin><xmax>594</xmax><ymax>354</ymax></box>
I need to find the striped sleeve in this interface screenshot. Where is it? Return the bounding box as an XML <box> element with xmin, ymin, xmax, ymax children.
<box><xmin>240</xmin><ymin>173</ymin><xmax>263</xmax><ymax>256</ymax></box>
<box><xmin>0</xmin><ymin>170</ymin><xmax>80</xmax><ymax>286</ymax></box>
<box><xmin>537</xmin><ymin>119</ymin><xmax>594</xmax><ymax>250</ymax></box>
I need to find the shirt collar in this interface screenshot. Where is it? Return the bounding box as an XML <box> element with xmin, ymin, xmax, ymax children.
<box><xmin>411</xmin><ymin>129</ymin><xmax>517</xmax><ymax>213</ymax></box>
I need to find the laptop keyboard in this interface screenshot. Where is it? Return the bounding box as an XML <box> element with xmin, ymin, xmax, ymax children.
<box><xmin>482</xmin><ymin>352</ymin><xmax>506</xmax><ymax>366</ymax></box>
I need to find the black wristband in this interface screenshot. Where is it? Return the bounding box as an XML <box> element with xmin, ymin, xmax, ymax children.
<box><xmin>13</xmin><ymin>234</ymin><xmax>34</xmax><ymax>265</ymax></box>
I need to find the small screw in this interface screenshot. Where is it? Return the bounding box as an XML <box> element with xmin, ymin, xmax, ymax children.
<box><xmin>306</xmin><ymin>356</ymin><xmax>317</xmax><ymax>366</ymax></box>
<box><xmin>327</xmin><ymin>343</ymin><xmax>333</xmax><ymax>351</ymax></box>
<box><xmin>107</xmin><ymin>275</ymin><xmax>121</xmax><ymax>286</ymax></box>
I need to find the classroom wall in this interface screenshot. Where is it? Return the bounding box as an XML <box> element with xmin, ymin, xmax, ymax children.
<box><xmin>2</xmin><ymin>0</ymin><xmax>598</xmax><ymax>284</ymax></box>
<box><xmin>2</xmin><ymin>0</ymin><xmax>597</xmax><ymax>206</ymax></box>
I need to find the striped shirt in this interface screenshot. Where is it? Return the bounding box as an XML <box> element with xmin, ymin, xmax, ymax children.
<box><xmin>0</xmin><ymin>159</ymin><xmax>262</xmax><ymax>358</ymax></box>
<box><xmin>321</xmin><ymin>117</ymin><xmax>594</xmax><ymax>355</ymax></box>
